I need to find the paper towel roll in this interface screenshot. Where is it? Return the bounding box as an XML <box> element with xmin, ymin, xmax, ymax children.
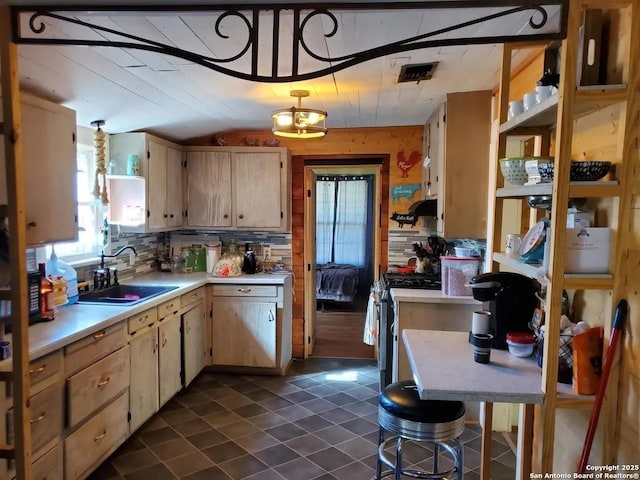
<box><xmin>472</xmin><ymin>310</ymin><xmax>492</xmax><ymax>335</ymax></box>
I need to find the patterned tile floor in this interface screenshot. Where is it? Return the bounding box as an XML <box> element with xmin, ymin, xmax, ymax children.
<box><xmin>89</xmin><ymin>358</ymin><xmax>516</xmax><ymax>479</ymax></box>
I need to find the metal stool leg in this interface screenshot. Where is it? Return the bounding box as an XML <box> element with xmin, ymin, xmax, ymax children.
<box><xmin>433</xmin><ymin>442</ymin><xmax>439</xmax><ymax>473</ymax></box>
<box><xmin>376</xmin><ymin>427</ymin><xmax>385</xmax><ymax>480</ymax></box>
<box><xmin>395</xmin><ymin>437</ymin><xmax>403</xmax><ymax>480</ymax></box>
<box><xmin>455</xmin><ymin>440</ymin><xmax>464</xmax><ymax>480</ymax></box>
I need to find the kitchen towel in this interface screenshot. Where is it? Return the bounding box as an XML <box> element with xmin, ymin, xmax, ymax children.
<box><xmin>363</xmin><ymin>292</ymin><xmax>378</xmax><ymax>346</ymax></box>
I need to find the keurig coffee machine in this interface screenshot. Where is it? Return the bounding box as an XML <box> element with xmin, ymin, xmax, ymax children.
<box><xmin>470</xmin><ymin>272</ymin><xmax>540</xmax><ymax>349</ymax></box>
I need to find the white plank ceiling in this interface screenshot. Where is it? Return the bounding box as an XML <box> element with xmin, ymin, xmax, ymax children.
<box><xmin>5</xmin><ymin>2</ymin><xmax>561</xmax><ymax>142</ymax></box>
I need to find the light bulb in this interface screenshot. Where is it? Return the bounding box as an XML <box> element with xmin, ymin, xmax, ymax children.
<box><xmin>101</xmin><ymin>203</ymin><xmax>110</xmax><ymax>213</ymax></box>
<box><xmin>276</xmin><ymin>113</ymin><xmax>292</xmax><ymax>127</ymax></box>
<box><xmin>92</xmin><ymin>197</ymin><xmax>102</xmax><ymax>207</ymax></box>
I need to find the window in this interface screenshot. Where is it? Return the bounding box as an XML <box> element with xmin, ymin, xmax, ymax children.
<box><xmin>47</xmin><ymin>142</ymin><xmax>106</xmax><ymax>262</ymax></box>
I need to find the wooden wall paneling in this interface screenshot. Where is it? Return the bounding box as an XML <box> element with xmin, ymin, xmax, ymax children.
<box><xmin>616</xmin><ymin>371</ymin><xmax>640</xmax><ymax>463</ymax></box>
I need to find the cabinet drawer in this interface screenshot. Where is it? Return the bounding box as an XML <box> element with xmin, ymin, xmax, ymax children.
<box><xmin>30</xmin><ymin>383</ymin><xmax>63</xmax><ymax>455</ymax></box>
<box><xmin>6</xmin><ymin>383</ymin><xmax>63</xmax><ymax>460</ymax></box>
<box><xmin>31</xmin><ymin>443</ymin><xmax>63</xmax><ymax>480</ymax></box>
<box><xmin>28</xmin><ymin>350</ymin><xmax>63</xmax><ymax>390</ymax></box>
<box><xmin>65</xmin><ymin>323</ymin><xmax>126</xmax><ymax>376</ymax></box>
<box><xmin>67</xmin><ymin>346</ymin><xmax>130</xmax><ymax>428</ymax></box>
<box><xmin>128</xmin><ymin>307</ymin><xmax>158</xmax><ymax>335</ymax></box>
<box><xmin>158</xmin><ymin>297</ymin><xmax>181</xmax><ymax>319</ymax></box>
<box><xmin>211</xmin><ymin>285</ymin><xmax>277</xmax><ymax>297</ymax></box>
<box><xmin>64</xmin><ymin>391</ymin><xmax>129</xmax><ymax>480</ymax></box>
<box><xmin>181</xmin><ymin>287</ymin><xmax>205</xmax><ymax>309</ymax></box>
<box><xmin>7</xmin><ymin>351</ymin><xmax>63</xmax><ymax>398</ymax></box>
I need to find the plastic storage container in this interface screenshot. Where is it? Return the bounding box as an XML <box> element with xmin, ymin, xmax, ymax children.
<box><xmin>441</xmin><ymin>256</ymin><xmax>479</xmax><ymax>296</ymax></box>
<box><xmin>506</xmin><ymin>332</ymin><xmax>536</xmax><ymax>357</ymax></box>
<box><xmin>46</xmin><ymin>250</ymin><xmax>78</xmax><ymax>305</ymax></box>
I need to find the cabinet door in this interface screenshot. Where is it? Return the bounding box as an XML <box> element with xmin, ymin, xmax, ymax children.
<box><xmin>182</xmin><ymin>301</ymin><xmax>206</xmax><ymax>386</ymax></box>
<box><xmin>212</xmin><ymin>300</ymin><xmax>277</xmax><ymax>368</ymax></box>
<box><xmin>0</xmin><ymin>96</ymin><xmax>78</xmax><ymax>245</ymax></box>
<box><xmin>186</xmin><ymin>151</ymin><xmax>232</xmax><ymax>227</ymax></box>
<box><xmin>166</xmin><ymin>147</ymin><xmax>183</xmax><ymax>228</ymax></box>
<box><xmin>147</xmin><ymin>140</ymin><xmax>168</xmax><ymax>230</ymax></box>
<box><xmin>129</xmin><ymin>327</ymin><xmax>159</xmax><ymax>432</ymax></box>
<box><xmin>234</xmin><ymin>152</ymin><xmax>282</xmax><ymax>228</ymax></box>
<box><xmin>158</xmin><ymin>314</ymin><xmax>182</xmax><ymax>406</ymax></box>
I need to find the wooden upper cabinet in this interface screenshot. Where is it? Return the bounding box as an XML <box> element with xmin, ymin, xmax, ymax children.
<box><xmin>426</xmin><ymin>90</ymin><xmax>492</xmax><ymax>239</ymax></box>
<box><xmin>186</xmin><ymin>151</ymin><xmax>232</xmax><ymax>227</ymax></box>
<box><xmin>234</xmin><ymin>151</ymin><xmax>283</xmax><ymax>228</ymax></box>
<box><xmin>108</xmin><ymin>132</ymin><xmax>184</xmax><ymax>232</ymax></box>
<box><xmin>0</xmin><ymin>92</ymin><xmax>78</xmax><ymax>246</ymax></box>
<box><xmin>185</xmin><ymin>147</ymin><xmax>291</xmax><ymax>231</ymax></box>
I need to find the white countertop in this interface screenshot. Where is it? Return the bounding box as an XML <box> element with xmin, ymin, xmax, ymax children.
<box><xmin>390</xmin><ymin>288</ymin><xmax>481</xmax><ymax>305</ymax></box>
<box><xmin>1</xmin><ymin>271</ymin><xmax>291</xmax><ymax>364</ymax></box>
<box><xmin>402</xmin><ymin>329</ymin><xmax>544</xmax><ymax>404</ymax></box>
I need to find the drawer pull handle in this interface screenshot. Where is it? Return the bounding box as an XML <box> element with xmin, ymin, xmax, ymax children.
<box><xmin>94</xmin><ymin>430</ymin><xmax>107</xmax><ymax>441</ymax></box>
<box><xmin>93</xmin><ymin>331</ymin><xmax>106</xmax><ymax>340</ymax></box>
<box><xmin>153</xmin><ymin>339</ymin><xmax>158</xmax><ymax>353</ymax></box>
<box><xmin>162</xmin><ymin>333</ymin><xmax>167</xmax><ymax>347</ymax></box>
<box><xmin>29</xmin><ymin>364</ymin><xmax>46</xmax><ymax>374</ymax></box>
<box><xmin>191</xmin><ymin>293</ymin><xmax>198</xmax><ymax>298</ymax></box>
<box><xmin>140</xmin><ymin>314</ymin><xmax>148</xmax><ymax>322</ymax></box>
<box><xmin>30</xmin><ymin>413</ymin><xmax>46</xmax><ymax>424</ymax></box>
<box><xmin>269</xmin><ymin>311</ymin><xmax>275</xmax><ymax>322</ymax></box>
<box><xmin>97</xmin><ymin>377</ymin><xmax>110</xmax><ymax>388</ymax></box>
<box><xmin>238</xmin><ymin>288</ymin><xmax>252</xmax><ymax>293</ymax></box>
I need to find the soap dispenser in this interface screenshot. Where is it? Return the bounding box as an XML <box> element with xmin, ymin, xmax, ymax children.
<box><xmin>242</xmin><ymin>243</ymin><xmax>257</xmax><ymax>274</ymax></box>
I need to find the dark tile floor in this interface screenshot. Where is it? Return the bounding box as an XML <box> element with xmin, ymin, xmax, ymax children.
<box><xmin>89</xmin><ymin>358</ymin><xmax>516</xmax><ymax>480</ymax></box>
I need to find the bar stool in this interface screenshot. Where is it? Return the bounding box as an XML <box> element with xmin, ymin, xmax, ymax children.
<box><xmin>376</xmin><ymin>380</ymin><xmax>465</xmax><ymax>480</ymax></box>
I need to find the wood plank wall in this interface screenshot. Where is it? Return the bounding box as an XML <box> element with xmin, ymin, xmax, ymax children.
<box><xmin>506</xmin><ymin>7</ymin><xmax>639</xmax><ymax>467</ymax></box>
<box><xmin>188</xmin><ymin>126</ymin><xmax>423</xmax><ymax>358</ymax></box>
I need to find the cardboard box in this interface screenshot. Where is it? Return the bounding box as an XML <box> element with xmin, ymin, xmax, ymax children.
<box><xmin>566</xmin><ymin>210</ymin><xmax>592</xmax><ymax>228</ymax></box>
<box><xmin>565</xmin><ymin>227</ymin><xmax>611</xmax><ymax>274</ymax></box>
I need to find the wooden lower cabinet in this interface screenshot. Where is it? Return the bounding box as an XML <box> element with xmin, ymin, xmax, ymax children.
<box><xmin>212</xmin><ymin>300</ymin><xmax>277</xmax><ymax>368</ymax></box>
<box><xmin>182</xmin><ymin>300</ymin><xmax>206</xmax><ymax>386</ymax></box>
<box><xmin>158</xmin><ymin>314</ymin><xmax>182</xmax><ymax>406</ymax></box>
<box><xmin>64</xmin><ymin>392</ymin><xmax>129</xmax><ymax>480</ymax></box>
<box><xmin>129</xmin><ymin>327</ymin><xmax>159</xmax><ymax>432</ymax></box>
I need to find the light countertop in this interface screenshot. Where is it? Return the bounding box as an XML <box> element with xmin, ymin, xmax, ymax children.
<box><xmin>1</xmin><ymin>271</ymin><xmax>292</xmax><ymax>364</ymax></box>
<box><xmin>390</xmin><ymin>288</ymin><xmax>481</xmax><ymax>305</ymax></box>
<box><xmin>402</xmin><ymin>329</ymin><xmax>544</xmax><ymax>404</ymax></box>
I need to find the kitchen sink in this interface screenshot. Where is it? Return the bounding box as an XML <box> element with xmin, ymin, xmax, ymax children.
<box><xmin>77</xmin><ymin>285</ymin><xmax>179</xmax><ymax>306</ymax></box>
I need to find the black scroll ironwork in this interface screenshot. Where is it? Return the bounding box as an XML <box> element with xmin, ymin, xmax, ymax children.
<box><xmin>11</xmin><ymin>1</ymin><xmax>568</xmax><ymax>83</ymax></box>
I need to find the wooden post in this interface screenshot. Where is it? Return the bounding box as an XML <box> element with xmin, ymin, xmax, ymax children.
<box><xmin>0</xmin><ymin>4</ymin><xmax>33</xmax><ymax>478</ymax></box>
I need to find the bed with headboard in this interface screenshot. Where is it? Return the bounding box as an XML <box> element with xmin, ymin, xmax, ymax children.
<box><xmin>316</xmin><ymin>263</ymin><xmax>359</xmax><ymax>303</ymax></box>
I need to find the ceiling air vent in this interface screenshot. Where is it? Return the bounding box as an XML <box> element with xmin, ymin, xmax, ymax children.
<box><xmin>398</xmin><ymin>62</ymin><xmax>439</xmax><ymax>83</ymax></box>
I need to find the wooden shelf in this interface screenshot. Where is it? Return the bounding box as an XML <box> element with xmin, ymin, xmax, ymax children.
<box><xmin>499</xmin><ymin>84</ymin><xmax>627</xmax><ymax>135</ymax></box>
<box><xmin>556</xmin><ymin>383</ymin><xmax>595</xmax><ymax>408</ymax></box>
<box><xmin>496</xmin><ymin>180</ymin><xmax>620</xmax><ymax>198</ymax></box>
<box><xmin>492</xmin><ymin>253</ymin><xmax>614</xmax><ymax>289</ymax></box>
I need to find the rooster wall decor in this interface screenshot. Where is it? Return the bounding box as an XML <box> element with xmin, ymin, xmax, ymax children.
<box><xmin>397</xmin><ymin>150</ymin><xmax>421</xmax><ymax>178</ymax></box>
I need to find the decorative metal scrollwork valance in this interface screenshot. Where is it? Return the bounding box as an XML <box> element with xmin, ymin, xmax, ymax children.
<box><xmin>11</xmin><ymin>1</ymin><xmax>567</xmax><ymax>83</ymax></box>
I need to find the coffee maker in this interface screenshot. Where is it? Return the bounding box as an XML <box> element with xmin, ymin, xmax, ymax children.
<box><xmin>470</xmin><ymin>272</ymin><xmax>540</xmax><ymax>349</ymax></box>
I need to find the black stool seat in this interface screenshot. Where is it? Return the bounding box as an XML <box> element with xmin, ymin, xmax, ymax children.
<box><xmin>379</xmin><ymin>380</ymin><xmax>465</xmax><ymax>424</ymax></box>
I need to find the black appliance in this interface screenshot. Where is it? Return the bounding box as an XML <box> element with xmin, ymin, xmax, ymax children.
<box><xmin>469</xmin><ymin>272</ymin><xmax>540</xmax><ymax>350</ymax></box>
<box><xmin>1</xmin><ymin>272</ymin><xmax>45</xmax><ymax>333</ymax></box>
<box><xmin>377</xmin><ymin>272</ymin><xmax>442</xmax><ymax>389</ymax></box>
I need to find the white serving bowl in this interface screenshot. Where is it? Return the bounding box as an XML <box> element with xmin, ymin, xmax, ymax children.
<box><xmin>499</xmin><ymin>158</ymin><xmax>528</xmax><ymax>185</ymax></box>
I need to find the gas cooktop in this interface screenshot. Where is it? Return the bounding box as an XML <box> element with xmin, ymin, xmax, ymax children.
<box><xmin>383</xmin><ymin>272</ymin><xmax>442</xmax><ymax>290</ymax></box>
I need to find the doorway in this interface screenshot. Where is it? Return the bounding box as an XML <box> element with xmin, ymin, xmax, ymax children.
<box><xmin>304</xmin><ymin>160</ymin><xmax>383</xmax><ymax>359</ymax></box>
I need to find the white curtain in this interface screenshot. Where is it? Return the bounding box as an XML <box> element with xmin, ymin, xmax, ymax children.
<box><xmin>316</xmin><ymin>177</ymin><xmax>369</xmax><ymax>266</ymax></box>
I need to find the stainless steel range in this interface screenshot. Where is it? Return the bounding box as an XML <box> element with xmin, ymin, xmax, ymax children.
<box><xmin>377</xmin><ymin>272</ymin><xmax>442</xmax><ymax>389</ymax></box>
